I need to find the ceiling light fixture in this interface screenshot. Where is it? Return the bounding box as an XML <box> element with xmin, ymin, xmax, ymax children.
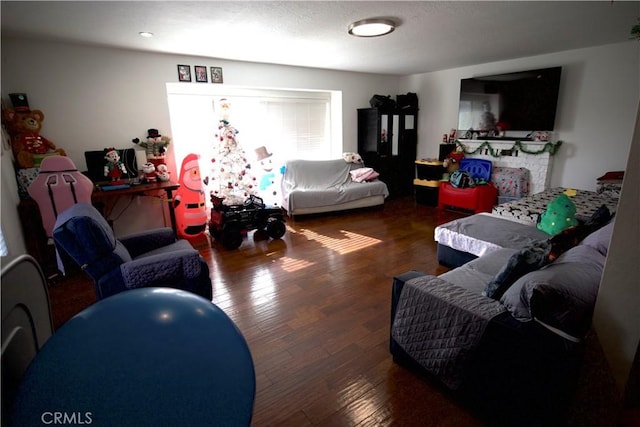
<box><xmin>348</xmin><ymin>18</ymin><xmax>395</xmax><ymax>37</ymax></box>
<box><xmin>138</xmin><ymin>31</ymin><xmax>154</xmax><ymax>38</ymax></box>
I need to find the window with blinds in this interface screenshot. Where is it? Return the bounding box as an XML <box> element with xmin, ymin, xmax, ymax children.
<box><xmin>166</xmin><ymin>85</ymin><xmax>340</xmax><ymax>164</ymax></box>
<box><xmin>260</xmin><ymin>97</ymin><xmax>330</xmax><ymax>159</ymax></box>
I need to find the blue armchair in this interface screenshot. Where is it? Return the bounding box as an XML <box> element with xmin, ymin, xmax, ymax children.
<box><xmin>52</xmin><ymin>203</ymin><xmax>212</xmax><ymax>301</ymax></box>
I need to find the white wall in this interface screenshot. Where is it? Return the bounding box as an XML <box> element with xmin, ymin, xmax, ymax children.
<box><xmin>594</xmin><ymin>103</ymin><xmax>640</xmax><ymax>391</ymax></box>
<box><xmin>0</xmin><ymin>37</ymin><xmax>399</xmax><ymax>237</ymax></box>
<box><xmin>1</xmin><ymin>130</ymin><xmax>26</xmax><ymax>258</ymax></box>
<box><xmin>401</xmin><ymin>41</ymin><xmax>639</xmax><ymax>192</ymax></box>
<box><xmin>1</xmin><ymin>37</ymin><xmax>399</xmax><ymax>173</ymax></box>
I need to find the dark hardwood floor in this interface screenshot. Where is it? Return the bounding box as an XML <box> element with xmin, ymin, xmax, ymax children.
<box><xmin>50</xmin><ymin>197</ymin><xmax>619</xmax><ymax>426</ymax></box>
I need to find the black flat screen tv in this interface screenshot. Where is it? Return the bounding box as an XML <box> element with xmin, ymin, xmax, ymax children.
<box><xmin>457</xmin><ymin>66</ymin><xmax>562</xmax><ymax>136</ymax></box>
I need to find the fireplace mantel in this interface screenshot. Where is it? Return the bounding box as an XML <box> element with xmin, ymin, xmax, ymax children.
<box><xmin>459</xmin><ymin>139</ymin><xmax>554</xmax><ymax>195</ymax></box>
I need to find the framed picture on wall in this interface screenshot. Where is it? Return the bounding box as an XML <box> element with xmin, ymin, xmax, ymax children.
<box><xmin>194</xmin><ymin>66</ymin><xmax>207</xmax><ymax>83</ymax></box>
<box><xmin>210</xmin><ymin>67</ymin><xmax>223</xmax><ymax>84</ymax></box>
<box><xmin>177</xmin><ymin>64</ymin><xmax>191</xmax><ymax>82</ymax></box>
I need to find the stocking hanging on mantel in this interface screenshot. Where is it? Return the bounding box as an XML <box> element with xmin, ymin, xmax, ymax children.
<box><xmin>209</xmin><ymin>98</ymin><xmax>257</xmax><ymax>206</ymax></box>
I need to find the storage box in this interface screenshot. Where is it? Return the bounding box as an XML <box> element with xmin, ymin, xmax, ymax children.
<box><xmin>414</xmin><ymin>180</ymin><xmax>440</xmax><ymax>206</ymax></box>
<box><xmin>415</xmin><ymin>160</ymin><xmax>445</xmax><ymax>181</ymax></box>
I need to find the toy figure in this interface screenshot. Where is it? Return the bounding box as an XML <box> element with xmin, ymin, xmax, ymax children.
<box><xmin>156</xmin><ymin>164</ymin><xmax>170</xmax><ymax>182</ymax></box>
<box><xmin>132</xmin><ymin>128</ymin><xmax>171</xmax><ymax>160</ymax></box>
<box><xmin>142</xmin><ymin>162</ymin><xmax>156</xmax><ymax>182</ymax></box>
<box><xmin>254</xmin><ymin>146</ymin><xmax>281</xmax><ymax>206</ymax></box>
<box><xmin>173</xmin><ymin>154</ymin><xmax>207</xmax><ymax>239</ymax></box>
<box><xmin>536</xmin><ymin>193</ymin><xmax>578</xmax><ymax>235</ymax></box>
<box><xmin>103</xmin><ymin>148</ymin><xmax>127</xmax><ymax>183</ymax></box>
<box><xmin>3</xmin><ymin>107</ymin><xmax>66</xmax><ymax>168</ymax></box>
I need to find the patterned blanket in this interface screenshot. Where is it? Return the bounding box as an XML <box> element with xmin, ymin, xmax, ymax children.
<box><xmin>391</xmin><ymin>276</ymin><xmax>505</xmax><ymax>389</ymax></box>
<box><xmin>491</xmin><ymin>187</ymin><xmax>619</xmax><ymax>225</ymax></box>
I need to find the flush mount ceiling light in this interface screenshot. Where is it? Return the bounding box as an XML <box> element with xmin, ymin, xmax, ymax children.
<box><xmin>138</xmin><ymin>31</ymin><xmax>154</xmax><ymax>38</ymax></box>
<box><xmin>348</xmin><ymin>18</ymin><xmax>395</xmax><ymax>37</ymax></box>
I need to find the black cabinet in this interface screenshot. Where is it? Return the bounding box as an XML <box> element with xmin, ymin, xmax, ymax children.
<box><xmin>357</xmin><ymin>107</ymin><xmax>418</xmax><ymax>197</ymax></box>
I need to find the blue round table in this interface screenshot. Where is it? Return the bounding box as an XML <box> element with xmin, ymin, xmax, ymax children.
<box><xmin>12</xmin><ymin>288</ymin><xmax>255</xmax><ymax>426</ymax></box>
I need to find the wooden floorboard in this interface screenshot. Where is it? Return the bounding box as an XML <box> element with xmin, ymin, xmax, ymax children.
<box><xmin>48</xmin><ymin>196</ymin><xmax>488</xmax><ymax>426</ymax></box>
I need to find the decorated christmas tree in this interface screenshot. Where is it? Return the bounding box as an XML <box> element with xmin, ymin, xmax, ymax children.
<box><xmin>209</xmin><ymin>98</ymin><xmax>257</xmax><ymax>206</ymax></box>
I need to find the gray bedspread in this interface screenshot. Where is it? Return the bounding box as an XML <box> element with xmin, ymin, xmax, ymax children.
<box><xmin>435</xmin><ymin>213</ymin><xmax>549</xmax><ymax>257</ymax></box>
<box><xmin>391</xmin><ymin>275</ymin><xmax>506</xmax><ymax>389</ymax></box>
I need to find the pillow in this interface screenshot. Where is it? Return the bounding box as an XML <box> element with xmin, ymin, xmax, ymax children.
<box><xmin>349</xmin><ymin>167</ymin><xmax>379</xmax><ymax>183</ymax></box>
<box><xmin>580</xmin><ymin>220</ymin><xmax>615</xmax><ymax>256</ymax></box>
<box><xmin>501</xmin><ymin>245</ymin><xmax>605</xmax><ymax>340</ymax></box>
<box><xmin>547</xmin><ymin>205</ymin><xmax>612</xmax><ymax>260</ymax></box>
<box><xmin>536</xmin><ymin>193</ymin><xmax>578</xmax><ymax>235</ymax></box>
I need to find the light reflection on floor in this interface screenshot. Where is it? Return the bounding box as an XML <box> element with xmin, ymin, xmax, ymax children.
<box><xmin>207</xmin><ymin>226</ymin><xmax>382</xmax><ymax>315</ymax></box>
<box><xmin>299</xmin><ymin>229</ymin><xmax>382</xmax><ymax>255</ymax></box>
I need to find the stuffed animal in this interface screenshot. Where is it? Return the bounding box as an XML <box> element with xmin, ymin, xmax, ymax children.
<box><xmin>3</xmin><ymin>108</ymin><xmax>66</xmax><ymax>168</ymax></box>
<box><xmin>132</xmin><ymin>128</ymin><xmax>171</xmax><ymax>160</ymax></box>
<box><xmin>156</xmin><ymin>163</ymin><xmax>170</xmax><ymax>182</ymax></box>
<box><xmin>342</xmin><ymin>152</ymin><xmax>363</xmax><ymax>164</ymax></box>
<box><xmin>142</xmin><ymin>162</ymin><xmax>156</xmax><ymax>182</ymax></box>
<box><xmin>103</xmin><ymin>148</ymin><xmax>127</xmax><ymax>183</ymax></box>
<box><xmin>536</xmin><ymin>193</ymin><xmax>578</xmax><ymax>235</ymax></box>
<box><xmin>442</xmin><ymin>147</ymin><xmax>464</xmax><ymax>174</ymax></box>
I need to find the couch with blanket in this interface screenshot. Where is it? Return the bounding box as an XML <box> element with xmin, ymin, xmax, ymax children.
<box><xmin>281</xmin><ymin>158</ymin><xmax>389</xmax><ymax>217</ymax></box>
<box><xmin>390</xmin><ymin>218</ymin><xmax>615</xmax><ymax>426</ymax></box>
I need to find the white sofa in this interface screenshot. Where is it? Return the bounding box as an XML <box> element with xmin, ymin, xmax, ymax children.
<box><xmin>281</xmin><ymin>159</ymin><xmax>389</xmax><ymax>217</ymax></box>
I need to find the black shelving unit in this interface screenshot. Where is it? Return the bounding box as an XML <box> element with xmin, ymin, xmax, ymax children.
<box><xmin>357</xmin><ymin>106</ymin><xmax>418</xmax><ymax>197</ymax></box>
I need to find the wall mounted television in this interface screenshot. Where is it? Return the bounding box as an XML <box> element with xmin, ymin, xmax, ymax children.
<box><xmin>457</xmin><ymin>66</ymin><xmax>562</xmax><ymax>139</ymax></box>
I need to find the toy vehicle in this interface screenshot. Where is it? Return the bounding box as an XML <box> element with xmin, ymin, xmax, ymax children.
<box><xmin>209</xmin><ymin>194</ymin><xmax>286</xmax><ymax>249</ymax></box>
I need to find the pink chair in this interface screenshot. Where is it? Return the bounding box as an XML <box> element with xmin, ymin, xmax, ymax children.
<box><xmin>27</xmin><ymin>156</ymin><xmax>94</xmax><ymax>237</ymax></box>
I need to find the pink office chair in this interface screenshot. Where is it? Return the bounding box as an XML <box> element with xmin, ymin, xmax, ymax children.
<box><xmin>27</xmin><ymin>156</ymin><xmax>94</xmax><ymax>237</ymax></box>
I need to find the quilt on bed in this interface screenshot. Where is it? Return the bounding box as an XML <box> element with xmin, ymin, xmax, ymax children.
<box><xmin>491</xmin><ymin>187</ymin><xmax>619</xmax><ymax>225</ymax></box>
<box><xmin>435</xmin><ymin>213</ymin><xmax>549</xmax><ymax>258</ymax></box>
<box><xmin>391</xmin><ymin>275</ymin><xmax>506</xmax><ymax>389</ymax></box>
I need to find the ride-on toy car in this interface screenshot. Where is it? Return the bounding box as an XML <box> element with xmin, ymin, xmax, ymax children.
<box><xmin>209</xmin><ymin>194</ymin><xmax>286</xmax><ymax>249</ymax></box>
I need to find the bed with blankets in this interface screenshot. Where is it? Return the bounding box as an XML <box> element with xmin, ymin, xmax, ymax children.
<box><xmin>436</xmin><ymin>187</ymin><xmax>619</xmax><ymax>267</ymax></box>
<box><xmin>491</xmin><ymin>186</ymin><xmax>619</xmax><ymax>225</ymax></box>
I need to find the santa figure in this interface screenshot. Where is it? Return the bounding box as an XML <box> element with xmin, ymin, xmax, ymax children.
<box><xmin>174</xmin><ymin>154</ymin><xmax>207</xmax><ymax>239</ymax></box>
<box><xmin>142</xmin><ymin>162</ymin><xmax>156</xmax><ymax>182</ymax></box>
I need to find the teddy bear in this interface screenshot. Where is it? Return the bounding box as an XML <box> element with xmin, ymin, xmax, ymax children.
<box><xmin>3</xmin><ymin>108</ymin><xmax>66</xmax><ymax>168</ymax></box>
<box><xmin>442</xmin><ymin>147</ymin><xmax>464</xmax><ymax>174</ymax></box>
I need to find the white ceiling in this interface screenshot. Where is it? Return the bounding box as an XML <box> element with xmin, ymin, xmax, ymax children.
<box><xmin>2</xmin><ymin>1</ymin><xmax>638</xmax><ymax>75</ymax></box>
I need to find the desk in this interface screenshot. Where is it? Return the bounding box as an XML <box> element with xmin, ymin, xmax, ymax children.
<box><xmin>11</xmin><ymin>288</ymin><xmax>256</xmax><ymax>426</ymax></box>
<box><xmin>92</xmin><ymin>181</ymin><xmax>180</xmax><ymax>232</ymax></box>
<box><xmin>18</xmin><ymin>181</ymin><xmax>180</xmax><ymax>274</ymax></box>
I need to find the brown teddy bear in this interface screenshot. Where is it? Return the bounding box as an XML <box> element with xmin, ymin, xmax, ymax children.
<box><xmin>3</xmin><ymin>108</ymin><xmax>66</xmax><ymax>168</ymax></box>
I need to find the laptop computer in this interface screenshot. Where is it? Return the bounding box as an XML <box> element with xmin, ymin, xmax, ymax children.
<box><xmin>83</xmin><ymin>148</ymin><xmax>139</xmax><ymax>186</ymax></box>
